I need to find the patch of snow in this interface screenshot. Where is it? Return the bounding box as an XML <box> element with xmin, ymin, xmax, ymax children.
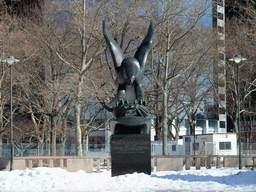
<box><xmin>0</xmin><ymin>167</ymin><xmax>255</xmax><ymax>192</ymax></box>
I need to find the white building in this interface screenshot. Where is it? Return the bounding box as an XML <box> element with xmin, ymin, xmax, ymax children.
<box><xmin>183</xmin><ymin>133</ymin><xmax>237</xmax><ymax>156</ymax></box>
<box><xmin>172</xmin><ymin>118</ymin><xmax>226</xmax><ymax>137</ymax></box>
<box><xmin>151</xmin><ymin>133</ymin><xmax>237</xmax><ymax>156</ymax></box>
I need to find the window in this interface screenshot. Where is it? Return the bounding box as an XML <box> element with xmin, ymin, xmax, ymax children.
<box><xmin>219</xmin><ymin>142</ymin><xmax>231</xmax><ymax>150</ymax></box>
<box><xmin>220</xmin><ymin>121</ymin><xmax>226</xmax><ymax>128</ymax></box>
<box><xmin>219</xmin><ymin>108</ymin><xmax>225</xmax><ymax>114</ymax></box>
<box><xmin>218</xmin><ymin>26</ymin><xmax>224</xmax><ymax>33</ymax></box>
<box><xmin>172</xmin><ymin>145</ymin><xmax>176</xmax><ymax>152</ymax></box>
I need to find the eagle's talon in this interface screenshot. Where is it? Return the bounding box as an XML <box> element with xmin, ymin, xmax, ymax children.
<box><xmin>135</xmin><ymin>99</ymin><xmax>147</xmax><ymax>106</ymax></box>
<box><xmin>117</xmin><ymin>99</ymin><xmax>129</xmax><ymax>106</ymax></box>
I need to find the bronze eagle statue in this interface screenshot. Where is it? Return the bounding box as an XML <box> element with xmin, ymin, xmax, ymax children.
<box><xmin>103</xmin><ymin>20</ymin><xmax>155</xmax><ymax>117</ymax></box>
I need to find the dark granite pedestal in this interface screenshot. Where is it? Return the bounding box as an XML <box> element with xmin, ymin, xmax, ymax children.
<box><xmin>110</xmin><ymin>116</ymin><xmax>151</xmax><ymax>177</ymax></box>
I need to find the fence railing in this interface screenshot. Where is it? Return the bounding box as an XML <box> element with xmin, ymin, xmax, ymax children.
<box><xmin>151</xmin><ymin>154</ymin><xmax>256</xmax><ymax>170</ymax></box>
<box><xmin>1</xmin><ymin>154</ymin><xmax>256</xmax><ymax>172</ymax></box>
<box><xmin>1</xmin><ymin>142</ymin><xmax>256</xmax><ymax>157</ymax></box>
<box><xmin>0</xmin><ymin>143</ymin><xmax>111</xmax><ymax>157</ymax></box>
<box><xmin>241</xmin><ymin>143</ymin><xmax>256</xmax><ymax>155</ymax></box>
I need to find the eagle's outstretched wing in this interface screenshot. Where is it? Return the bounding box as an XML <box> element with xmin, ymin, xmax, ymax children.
<box><xmin>103</xmin><ymin>20</ymin><xmax>124</xmax><ymax>72</ymax></box>
<box><xmin>134</xmin><ymin>20</ymin><xmax>155</xmax><ymax>71</ymax></box>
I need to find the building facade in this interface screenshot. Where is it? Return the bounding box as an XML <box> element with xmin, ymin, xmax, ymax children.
<box><xmin>212</xmin><ymin>0</ymin><xmax>227</xmax><ymax>133</ymax></box>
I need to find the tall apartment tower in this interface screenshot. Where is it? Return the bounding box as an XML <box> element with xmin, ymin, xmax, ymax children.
<box><xmin>212</xmin><ymin>0</ymin><xmax>227</xmax><ymax>133</ymax></box>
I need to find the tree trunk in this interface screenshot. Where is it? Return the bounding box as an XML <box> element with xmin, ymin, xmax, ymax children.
<box><xmin>46</xmin><ymin>132</ymin><xmax>50</xmax><ymax>156</ymax></box>
<box><xmin>38</xmin><ymin>140</ymin><xmax>44</xmax><ymax>156</ymax></box>
<box><xmin>162</xmin><ymin>89</ymin><xmax>168</xmax><ymax>155</ymax></box>
<box><xmin>50</xmin><ymin>116</ymin><xmax>56</xmax><ymax>156</ymax></box>
<box><xmin>74</xmin><ymin>81</ymin><xmax>83</xmax><ymax>156</ymax></box>
<box><xmin>0</xmin><ymin>133</ymin><xmax>2</xmax><ymax>157</ymax></box>
<box><xmin>155</xmin><ymin>115</ymin><xmax>162</xmax><ymax>140</ymax></box>
<box><xmin>83</xmin><ymin>134</ymin><xmax>89</xmax><ymax>153</ymax></box>
<box><xmin>60</xmin><ymin>142</ymin><xmax>65</xmax><ymax>156</ymax></box>
<box><xmin>162</xmin><ymin>13</ymin><xmax>171</xmax><ymax>156</ymax></box>
<box><xmin>73</xmin><ymin>0</ymin><xmax>87</xmax><ymax>157</ymax></box>
<box><xmin>174</xmin><ymin>123</ymin><xmax>181</xmax><ymax>140</ymax></box>
<box><xmin>162</xmin><ymin>21</ymin><xmax>170</xmax><ymax>155</ymax></box>
<box><xmin>60</xmin><ymin>120</ymin><xmax>67</xmax><ymax>156</ymax></box>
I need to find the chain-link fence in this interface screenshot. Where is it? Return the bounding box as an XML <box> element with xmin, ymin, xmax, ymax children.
<box><xmin>241</xmin><ymin>143</ymin><xmax>256</xmax><ymax>155</ymax></box>
<box><xmin>0</xmin><ymin>143</ymin><xmax>111</xmax><ymax>157</ymax></box>
<box><xmin>151</xmin><ymin>143</ymin><xmax>185</xmax><ymax>156</ymax></box>
<box><xmin>1</xmin><ymin>142</ymin><xmax>256</xmax><ymax>157</ymax></box>
<box><xmin>150</xmin><ymin>142</ymin><xmax>217</xmax><ymax>156</ymax></box>
<box><xmin>1</xmin><ymin>143</ymin><xmax>184</xmax><ymax>156</ymax></box>
<box><xmin>204</xmin><ymin>142</ymin><xmax>215</xmax><ymax>155</ymax></box>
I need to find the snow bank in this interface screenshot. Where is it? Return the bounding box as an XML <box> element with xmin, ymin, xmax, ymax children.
<box><xmin>0</xmin><ymin>167</ymin><xmax>255</xmax><ymax>191</ymax></box>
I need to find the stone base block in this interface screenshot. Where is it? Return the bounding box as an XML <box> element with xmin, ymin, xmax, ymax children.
<box><xmin>157</xmin><ymin>158</ymin><xmax>183</xmax><ymax>171</ymax></box>
<box><xmin>67</xmin><ymin>159</ymin><xmax>93</xmax><ymax>173</ymax></box>
<box><xmin>13</xmin><ymin>159</ymin><xmax>26</xmax><ymax>170</ymax></box>
<box><xmin>0</xmin><ymin>157</ymin><xmax>10</xmax><ymax>171</ymax></box>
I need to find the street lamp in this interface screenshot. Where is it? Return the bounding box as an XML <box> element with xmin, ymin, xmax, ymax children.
<box><xmin>229</xmin><ymin>55</ymin><xmax>246</xmax><ymax>170</ymax></box>
<box><xmin>1</xmin><ymin>56</ymin><xmax>20</xmax><ymax>171</ymax></box>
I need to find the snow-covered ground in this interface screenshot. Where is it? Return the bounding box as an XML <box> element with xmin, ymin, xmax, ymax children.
<box><xmin>0</xmin><ymin>167</ymin><xmax>256</xmax><ymax>192</ymax></box>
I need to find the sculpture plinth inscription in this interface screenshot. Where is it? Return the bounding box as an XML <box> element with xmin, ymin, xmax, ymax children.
<box><xmin>111</xmin><ymin>134</ymin><xmax>151</xmax><ymax>177</ymax></box>
<box><xmin>111</xmin><ymin>135</ymin><xmax>150</xmax><ymax>153</ymax></box>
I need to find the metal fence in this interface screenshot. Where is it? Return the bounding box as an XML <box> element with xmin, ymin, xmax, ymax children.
<box><xmin>1</xmin><ymin>142</ymin><xmax>256</xmax><ymax>157</ymax></box>
<box><xmin>242</xmin><ymin>143</ymin><xmax>256</xmax><ymax>155</ymax></box>
<box><xmin>0</xmin><ymin>143</ymin><xmax>111</xmax><ymax>157</ymax></box>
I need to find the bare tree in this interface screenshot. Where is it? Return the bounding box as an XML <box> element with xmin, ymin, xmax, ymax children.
<box><xmin>150</xmin><ymin>0</ymin><xmax>212</xmax><ymax>155</ymax></box>
<box><xmin>223</xmin><ymin>1</ymin><xmax>256</xmax><ymax>144</ymax></box>
<box><xmin>0</xmin><ymin>4</ymin><xmax>40</xmax><ymax>154</ymax></box>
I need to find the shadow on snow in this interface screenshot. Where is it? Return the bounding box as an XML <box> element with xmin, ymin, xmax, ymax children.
<box><xmin>151</xmin><ymin>171</ymin><xmax>256</xmax><ymax>186</ymax></box>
